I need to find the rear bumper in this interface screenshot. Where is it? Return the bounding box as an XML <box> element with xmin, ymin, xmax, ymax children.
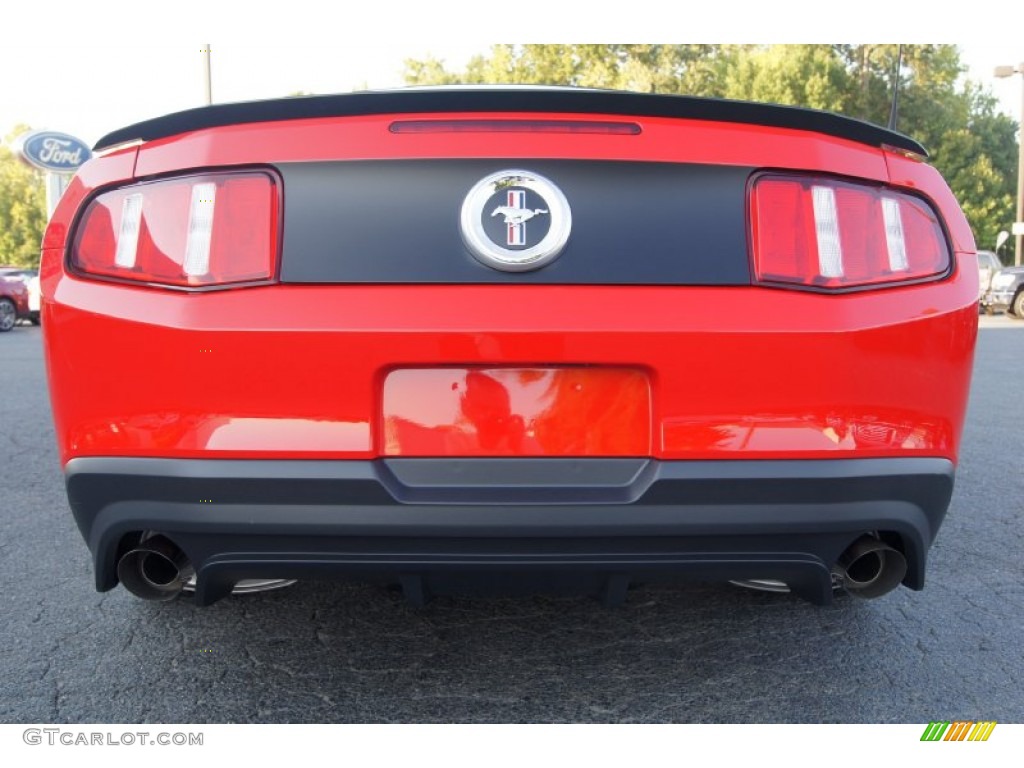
<box><xmin>66</xmin><ymin>456</ymin><xmax>955</xmax><ymax>605</ymax></box>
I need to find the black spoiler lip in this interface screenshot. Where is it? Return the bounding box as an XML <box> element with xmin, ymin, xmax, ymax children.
<box><xmin>93</xmin><ymin>87</ymin><xmax>928</xmax><ymax>157</ymax></box>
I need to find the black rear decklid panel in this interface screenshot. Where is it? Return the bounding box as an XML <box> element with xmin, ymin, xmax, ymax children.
<box><xmin>277</xmin><ymin>160</ymin><xmax>753</xmax><ymax>286</ymax></box>
<box><xmin>93</xmin><ymin>88</ymin><xmax>926</xmax><ymax>156</ymax></box>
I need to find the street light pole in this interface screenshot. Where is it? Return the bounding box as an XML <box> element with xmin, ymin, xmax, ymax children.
<box><xmin>995</xmin><ymin>63</ymin><xmax>1024</xmax><ymax>266</ymax></box>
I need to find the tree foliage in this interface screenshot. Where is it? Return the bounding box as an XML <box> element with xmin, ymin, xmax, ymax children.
<box><xmin>405</xmin><ymin>44</ymin><xmax>1018</xmax><ymax>252</ymax></box>
<box><xmin>0</xmin><ymin>126</ymin><xmax>46</xmax><ymax>269</ymax></box>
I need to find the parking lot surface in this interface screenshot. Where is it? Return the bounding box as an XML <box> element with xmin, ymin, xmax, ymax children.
<box><xmin>1</xmin><ymin>322</ymin><xmax>1022</xmax><ymax>723</ymax></box>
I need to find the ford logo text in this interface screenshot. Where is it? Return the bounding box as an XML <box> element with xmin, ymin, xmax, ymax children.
<box><xmin>13</xmin><ymin>131</ymin><xmax>92</xmax><ymax>173</ymax></box>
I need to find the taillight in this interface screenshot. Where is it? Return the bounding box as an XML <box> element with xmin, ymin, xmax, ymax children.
<box><xmin>72</xmin><ymin>171</ymin><xmax>279</xmax><ymax>288</ymax></box>
<box><xmin>750</xmin><ymin>175</ymin><xmax>950</xmax><ymax>289</ymax></box>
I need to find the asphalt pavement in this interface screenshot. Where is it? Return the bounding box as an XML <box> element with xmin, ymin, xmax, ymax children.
<box><xmin>1</xmin><ymin>320</ymin><xmax>1022</xmax><ymax>723</ymax></box>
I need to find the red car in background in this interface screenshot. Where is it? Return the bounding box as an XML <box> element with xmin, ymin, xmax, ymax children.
<box><xmin>0</xmin><ymin>268</ymin><xmax>40</xmax><ymax>325</ymax></box>
<box><xmin>0</xmin><ymin>274</ymin><xmax>30</xmax><ymax>332</ymax></box>
<box><xmin>41</xmin><ymin>88</ymin><xmax>978</xmax><ymax>607</ymax></box>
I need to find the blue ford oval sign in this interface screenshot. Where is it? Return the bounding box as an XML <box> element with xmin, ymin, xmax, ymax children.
<box><xmin>13</xmin><ymin>131</ymin><xmax>92</xmax><ymax>173</ymax></box>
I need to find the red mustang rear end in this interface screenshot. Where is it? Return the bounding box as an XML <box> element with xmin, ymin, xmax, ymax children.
<box><xmin>41</xmin><ymin>88</ymin><xmax>978</xmax><ymax>606</ymax></box>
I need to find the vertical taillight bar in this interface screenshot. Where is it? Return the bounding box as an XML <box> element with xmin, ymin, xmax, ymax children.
<box><xmin>881</xmin><ymin>197</ymin><xmax>909</xmax><ymax>273</ymax></box>
<box><xmin>183</xmin><ymin>182</ymin><xmax>217</xmax><ymax>278</ymax></box>
<box><xmin>113</xmin><ymin>193</ymin><xmax>143</xmax><ymax>269</ymax></box>
<box><xmin>810</xmin><ymin>186</ymin><xmax>844</xmax><ymax>279</ymax></box>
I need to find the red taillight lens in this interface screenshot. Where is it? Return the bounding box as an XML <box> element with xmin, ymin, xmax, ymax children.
<box><xmin>72</xmin><ymin>171</ymin><xmax>279</xmax><ymax>288</ymax></box>
<box><xmin>751</xmin><ymin>175</ymin><xmax>950</xmax><ymax>289</ymax></box>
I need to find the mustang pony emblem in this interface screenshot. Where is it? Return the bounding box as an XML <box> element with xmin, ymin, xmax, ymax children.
<box><xmin>492</xmin><ymin>189</ymin><xmax>548</xmax><ymax>246</ymax></box>
<box><xmin>491</xmin><ymin>206</ymin><xmax>549</xmax><ymax>225</ymax></box>
<box><xmin>460</xmin><ymin>169</ymin><xmax>572</xmax><ymax>271</ymax></box>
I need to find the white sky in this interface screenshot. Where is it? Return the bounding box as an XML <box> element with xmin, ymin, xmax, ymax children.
<box><xmin>1</xmin><ymin>0</ymin><xmax>1021</xmax><ymax>147</ymax></box>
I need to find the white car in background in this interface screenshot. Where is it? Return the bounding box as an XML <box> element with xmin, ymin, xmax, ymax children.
<box><xmin>26</xmin><ymin>274</ymin><xmax>40</xmax><ymax>324</ymax></box>
<box><xmin>977</xmin><ymin>250</ymin><xmax>1002</xmax><ymax>303</ymax></box>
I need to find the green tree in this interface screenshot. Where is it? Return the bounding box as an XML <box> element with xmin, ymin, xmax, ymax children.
<box><xmin>405</xmin><ymin>45</ymin><xmax>742</xmax><ymax>94</ymax></box>
<box><xmin>930</xmin><ymin>86</ymin><xmax>1018</xmax><ymax>250</ymax></box>
<box><xmin>403</xmin><ymin>44</ymin><xmax>1018</xmax><ymax>250</ymax></box>
<box><xmin>0</xmin><ymin>126</ymin><xmax>47</xmax><ymax>269</ymax></box>
<box><xmin>722</xmin><ymin>45</ymin><xmax>851</xmax><ymax>112</ymax></box>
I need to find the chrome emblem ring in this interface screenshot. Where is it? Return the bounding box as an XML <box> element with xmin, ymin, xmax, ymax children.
<box><xmin>460</xmin><ymin>169</ymin><xmax>572</xmax><ymax>272</ymax></box>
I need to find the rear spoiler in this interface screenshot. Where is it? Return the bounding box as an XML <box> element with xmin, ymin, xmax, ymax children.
<box><xmin>94</xmin><ymin>87</ymin><xmax>927</xmax><ymax>157</ymax></box>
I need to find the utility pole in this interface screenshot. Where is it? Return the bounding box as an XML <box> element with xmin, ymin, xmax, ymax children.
<box><xmin>202</xmin><ymin>44</ymin><xmax>212</xmax><ymax>105</ymax></box>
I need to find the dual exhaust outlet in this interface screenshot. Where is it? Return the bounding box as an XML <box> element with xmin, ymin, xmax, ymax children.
<box><xmin>115</xmin><ymin>533</ymin><xmax>908</xmax><ymax>602</ymax></box>
<box><xmin>116</xmin><ymin>535</ymin><xmax>194</xmax><ymax>602</ymax></box>
<box><xmin>832</xmin><ymin>535</ymin><xmax>908</xmax><ymax>599</ymax></box>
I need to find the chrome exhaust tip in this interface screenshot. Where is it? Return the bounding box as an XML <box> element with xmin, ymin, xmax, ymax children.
<box><xmin>834</xmin><ymin>535</ymin><xmax>907</xmax><ymax>599</ymax></box>
<box><xmin>728</xmin><ymin>578</ymin><xmax>791</xmax><ymax>593</ymax></box>
<box><xmin>116</xmin><ymin>535</ymin><xmax>194</xmax><ymax>601</ymax></box>
<box><xmin>182</xmin><ymin>577</ymin><xmax>298</xmax><ymax>595</ymax></box>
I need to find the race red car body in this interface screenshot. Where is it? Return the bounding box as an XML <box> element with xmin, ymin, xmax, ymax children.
<box><xmin>41</xmin><ymin>88</ymin><xmax>978</xmax><ymax>606</ymax></box>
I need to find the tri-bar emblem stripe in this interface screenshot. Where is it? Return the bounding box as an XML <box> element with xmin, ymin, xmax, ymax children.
<box><xmin>507</xmin><ymin>190</ymin><xmax>526</xmax><ymax>246</ymax></box>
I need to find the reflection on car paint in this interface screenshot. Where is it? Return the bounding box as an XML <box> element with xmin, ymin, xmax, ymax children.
<box><xmin>661</xmin><ymin>411</ymin><xmax>951</xmax><ymax>454</ymax></box>
<box><xmin>383</xmin><ymin>367</ymin><xmax>651</xmax><ymax>456</ymax></box>
<box><xmin>69</xmin><ymin>414</ymin><xmax>371</xmax><ymax>454</ymax></box>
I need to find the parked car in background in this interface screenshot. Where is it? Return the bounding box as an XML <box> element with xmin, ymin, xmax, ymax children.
<box><xmin>976</xmin><ymin>250</ymin><xmax>1002</xmax><ymax>302</ymax></box>
<box><xmin>0</xmin><ymin>267</ymin><xmax>38</xmax><ymax>281</ymax></box>
<box><xmin>0</xmin><ymin>275</ymin><xmax>30</xmax><ymax>332</ymax></box>
<box><xmin>0</xmin><ymin>267</ymin><xmax>39</xmax><ymax>325</ymax></box>
<box><xmin>983</xmin><ymin>265</ymin><xmax>1024</xmax><ymax>318</ymax></box>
